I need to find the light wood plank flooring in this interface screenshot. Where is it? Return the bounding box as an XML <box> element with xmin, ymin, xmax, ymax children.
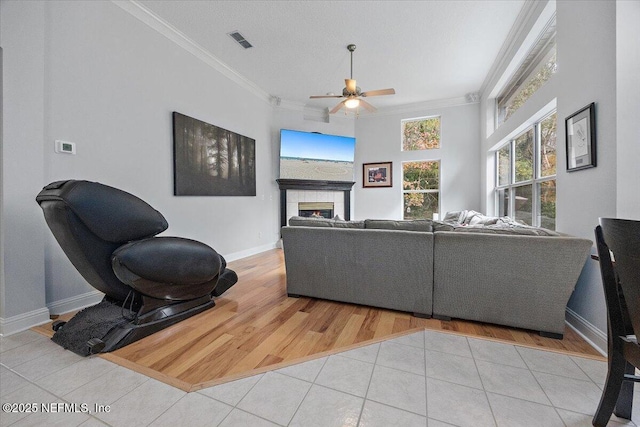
<box><xmin>34</xmin><ymin>248</ymin><xmax>603</xmax><ymax>392</ymax></box>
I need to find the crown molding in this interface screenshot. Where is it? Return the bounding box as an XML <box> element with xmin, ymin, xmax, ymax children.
<box><xmin>277</xmin><ymin>95</ymin><xmax>478</xmax><ymax>121</ymax></box>
<box><xmin>271</xmin><ymin>96</ymin><xmax>307</xmax><ymax>111</ymax></box>
<box><xmin>479</xmin><ymin>0</ymin><xmax>547</xmax><ymax>99</ymax></box>
<box><xmin>366</xmin><ymin>96</ymin><xmax>478</xmax><ymax>118</ymax></box>
<box><xmin>112</xmin><ymin>0</ymin><xmax>272</xmax><ymax>105</ymax></box>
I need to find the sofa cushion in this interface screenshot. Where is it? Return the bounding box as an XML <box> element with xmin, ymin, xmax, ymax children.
<box><xmin>289</xmin><ymin>216</ymin><xmax>333</xmax><ymax>227</ymax></box>
<box><xmin>449</xmin><ymin>224</ymin><xmax>561</xmax><ymax>236</ymax></box>
<box><xmin>333</xmin><ymin>220</ymin><xmax>366</xmax><ymax>228</ymax></box>
<box><xmin>432</xmin><ymin>221</ymin><xmax>456</xmax><ymax>232</ymax></box>
<box><xmin>288</xmin><ymin>216</ymin><xmax>365</xmax><ymax>229</ymax></box>
<box><xmin>364</xmin><ymin>219</ymin><xmax>433</xmax><ymax>232</ymax></box>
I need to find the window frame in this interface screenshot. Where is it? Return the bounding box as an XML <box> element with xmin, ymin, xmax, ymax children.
<box><xmin>402</xmin><ymin>159</ymin><xmax>441</xmax><ymax>220</ymax></box>
<box><xmin>494</xmin><ymin>111</ymin><xmax>556</xmax><ymax>228</ymax></box>
<box><xmin>496</xmin><ymin>42</ymin><xmax>556</xmax><ymax>127</ymax></box>
<box><xmin>495</xmin><ymin>17</ymin><xmax>556</xmax><ymax>129</ymax></box>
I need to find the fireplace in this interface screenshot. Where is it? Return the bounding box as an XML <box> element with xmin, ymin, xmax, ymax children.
<box><xmin>298</xmin><ymin>202</ymin><xmax>334</xmax><ymax>219</ymax></box>
<box><xmin>276</xmin><ymin>179</ymin><xmax>355</xmax><ymax>229</ymax></box>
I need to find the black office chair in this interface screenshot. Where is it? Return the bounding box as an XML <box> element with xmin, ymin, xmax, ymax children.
<box><xmin>593</xmin><ymin>218</ymin><xmax>640</xmax><ymax>426</ymax></box>
<box><xmin>36</xmin><ymin>180</ymin><xmax>238</xmax><ymax>355</ymax></box>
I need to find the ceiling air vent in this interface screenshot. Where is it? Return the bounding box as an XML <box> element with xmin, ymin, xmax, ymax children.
<box><xmin>228</xmin><ymin>31</ymin><xmax>253</xmax><ymax>49</ymax></box>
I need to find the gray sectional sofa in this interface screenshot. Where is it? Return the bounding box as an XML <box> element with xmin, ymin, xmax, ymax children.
<box><xmin>281</xmin><ymin>216</ymin><xmax>592</xmax><ymax>338</ymax></box>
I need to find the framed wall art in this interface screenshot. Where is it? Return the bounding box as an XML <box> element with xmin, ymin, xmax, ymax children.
<box><xmin>565</xmin><ymin>103</ymin><xmax>596</xmax><ymax>172</ymax></box>
<box><xmin>363</xmin><ymin>162</ymin><xmax>392</xmax><ymax>188</ymax></box>
<box><xmin>173</xmin><ymin>112</ymin><xmax>256</xmax><ymax>196</ymax></box>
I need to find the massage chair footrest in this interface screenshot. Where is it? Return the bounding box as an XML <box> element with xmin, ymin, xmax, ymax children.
<box><xmin>112</xmin><ymin>237</ymin><xmax>222</xmax><ymax>301</ymax></box>
<box><xmin>52</xmin><ymin>296</ymin><xmax>215</xmax><ymax>356</ymax></box>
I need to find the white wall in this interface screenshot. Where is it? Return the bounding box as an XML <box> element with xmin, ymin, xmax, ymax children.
<box><xmin>556</xmin><ymin>0</ymin><xmax>617</xmax><ymax>342</ymax></box>
<box><xmin>0</xmin><ymin>1</ymin><xmax>48</xmax><ymax>325</ymax></box>
<box><xmin>0</xmin><ymin>0</ymin><xmax>280</xmax><ymax>327</ymax></box>
<box><xmin>615</xmin><ymin>0</ymin><xmax>640</xmax><ymax>220</ymax></box>
<box><xmin>354</xmin><ymin>102</ymin><xmax>481</xmax><ymax>220</ymax></box>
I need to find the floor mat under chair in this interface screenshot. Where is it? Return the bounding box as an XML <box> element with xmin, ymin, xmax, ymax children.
<box><xmin>52</xmin><ymin>298</ymin><xmax>130</xmax><ymax>356</ymax></box>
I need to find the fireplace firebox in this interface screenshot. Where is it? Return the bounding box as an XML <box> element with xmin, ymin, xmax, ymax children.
<box><xmin>298</xmin><ymin>202</ymin><xmax>334</xmax><ymax>219</ymax></box>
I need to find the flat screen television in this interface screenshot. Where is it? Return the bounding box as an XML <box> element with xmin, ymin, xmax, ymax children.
<box><xmin>279</xmin><ymin>129</ymin><xmax>355</xmax><ymax>182</ymax></box>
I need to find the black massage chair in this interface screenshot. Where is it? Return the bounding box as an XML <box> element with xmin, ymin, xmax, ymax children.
<box><xmin>36</xmin><ymin>180</ymin><xmax>237</xmax><ymax>355</ymax></box>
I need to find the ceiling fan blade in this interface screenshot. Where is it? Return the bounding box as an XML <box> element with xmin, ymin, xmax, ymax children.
<box><xmin>358</xmin><ymin>99</ymin><xmax>377</xmax><ymax>112</ymax></box>
<box><xmin>329</xmin><ymin>100</ymin><xmax>346</xmax><ymax>114</ymax></box>
<box><xmin>310</xmin><ymin>95</ymin><xmax>344</xmax><ymax>99</ymax></box>
<box><xmin>361</xmin><ymin>88</ymin><xmax>395</xmax><ymax>97</ymax></box>
<box><xmin>345</xmin><ymin>79</ymin><xmax>357</xmax><ymax>94</ymax></box>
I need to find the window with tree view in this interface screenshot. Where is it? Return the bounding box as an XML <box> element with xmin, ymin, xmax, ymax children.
<box><xmin>495</xmin><ymin>112</ymin><xmax>556</xmax><ymax>229</ymax></box>
<box><xmin>402</xmin><ymin>116</ymin><xmax>441</xmax><ymax>150</ymax></box>
<box><xmin>496</xmin><ymin>25</ymin><xmax>556</xmax><ymax>127</ymax></box>
<box><xmin>403</xmin><ymin>161</ymin><xmax>439</xmax><ymax>220</ymax></box>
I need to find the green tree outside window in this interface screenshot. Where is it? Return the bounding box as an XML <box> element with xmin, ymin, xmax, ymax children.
<box><xmin>402</xmin><ymin>117</ymin><xmax>441</xmax><ymax>151</ymax></box>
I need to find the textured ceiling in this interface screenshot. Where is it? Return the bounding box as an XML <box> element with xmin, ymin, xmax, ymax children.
<box><xmin>139</xmin><ymin>0</ymin><xmax>525</xmax><ymax>111</ymax></box>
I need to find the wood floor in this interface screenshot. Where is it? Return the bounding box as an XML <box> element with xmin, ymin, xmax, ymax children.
<box><xmin>34</xmin><ymin>248</ymin><xmax>604</xmax><ymax>392</ymax></box>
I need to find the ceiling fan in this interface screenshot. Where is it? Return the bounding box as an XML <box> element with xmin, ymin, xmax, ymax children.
<box><xmin>310</xmin><ymin>44</ymin><xmax>395</xmax><ymax>114</ymax></box>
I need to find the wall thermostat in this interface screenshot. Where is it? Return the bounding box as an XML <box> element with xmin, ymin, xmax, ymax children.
<box><xmin>55</xmin><ymin>140</ymin><xmax>76</xmax><ymax>155</ymax></box>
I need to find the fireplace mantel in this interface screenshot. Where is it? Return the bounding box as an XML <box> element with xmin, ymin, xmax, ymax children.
<box><xmin>276</xmin><ymin>179</ymin><xmax>355</xmax><ymax>192</ymax></box>
<box><xmin>276</xmin><ymin>179</ymin><xmax>355</xmax><ymax>228</ymax></box>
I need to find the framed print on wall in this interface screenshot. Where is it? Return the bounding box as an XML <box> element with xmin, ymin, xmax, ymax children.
<box><xmin>173</xmin><ymin>112</ymin><xmax>256</xmax><ymax>196</ymax></box>
<box><xmin>363</xmin><ymin>162</ymin><xmax>392</xmax><ymax>188</ymax></box>
<box><xmin>565</xmin><ymin>103</ymin><xmax>596</xmax><ymax>172</ymax></box>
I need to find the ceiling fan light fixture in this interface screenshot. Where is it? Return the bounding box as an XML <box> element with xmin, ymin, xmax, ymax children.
<box><xmin>309</xmin><ymin>44</ymin><xmax>395</xmax><ymax>114</ymax></box>
<box><xmin>344</xmin><ymin>98</ymin><xmax>360</xmax><ymax>109</ymax></box>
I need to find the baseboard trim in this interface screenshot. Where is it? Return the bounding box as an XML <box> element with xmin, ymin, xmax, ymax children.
<box><xmin>0</xmin><ymin>307</ymin><xmax>51</xmax><ymax>337</ymax></box>
<box><xmin>224</xmin><ymin>242</ymin><xmax>278</xmax><ymax>263</ymax></box>
<box><xmin>47</xmin><ymin>290</ymin><xmax>104</xmax><ymax>315</ymax></box>
<box><xmin>565</xmin><ymin>307</ymin><xmax>607</xmax><ymax>356</ymax></box>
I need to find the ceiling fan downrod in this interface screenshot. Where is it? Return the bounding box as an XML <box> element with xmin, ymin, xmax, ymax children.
<box><xmin>347</xmin><ymin>44</ymin><xmax>356</xmax><ymax>79</ymax></box>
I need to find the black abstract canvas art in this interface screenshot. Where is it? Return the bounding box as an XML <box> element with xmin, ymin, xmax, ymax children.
<box><xmin>173</xmin><ymin>112</ymin><xmax>256</xmax><ymax>196</ymax></box>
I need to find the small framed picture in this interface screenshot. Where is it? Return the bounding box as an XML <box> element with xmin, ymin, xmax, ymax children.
<box><xmin>565</xmin><ymin>103</ymin><xmax>596</xmax><ymax>172</ymax></box>
<box><xmin>363</xmin><ymin>162</ymin><xmax>392</xmax><ymax>188</ymax></box>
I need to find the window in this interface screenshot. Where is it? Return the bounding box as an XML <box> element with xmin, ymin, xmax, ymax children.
<box><xmin>403</xmin><ymin>161</ymin><xmax>440</xmax><ymax>220</ymax></box>
<box><xmin>495</xmin><ymin>112</ymin><xmax>557</xmax><ymax>229</ymax></box>
<box><xmin>402</xmin><ymin>116</ymin><xmax>441</xmax><ymax>150</ymax></box>
<box><xmin>496</xmin><ymin>20</ymin><xmax>556</xmax><ymax>127</ymax></box>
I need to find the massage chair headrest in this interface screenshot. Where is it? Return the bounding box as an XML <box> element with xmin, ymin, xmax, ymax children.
<box><xmin>36</xmin><ymin>180</ymin><xmax>168</xmax><ymax>243</ymax></box>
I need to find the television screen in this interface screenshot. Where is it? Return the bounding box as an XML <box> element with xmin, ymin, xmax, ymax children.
<box><xmin>279</xmin><ymin>129</ymin><xmax>355</xmax><ymax>182</ymax></box>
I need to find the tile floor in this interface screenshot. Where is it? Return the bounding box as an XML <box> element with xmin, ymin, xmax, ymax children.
<box><xmin>1</xmin><ymin>328</ymin><xmax>638</xmax><ymax>427</ymax></box>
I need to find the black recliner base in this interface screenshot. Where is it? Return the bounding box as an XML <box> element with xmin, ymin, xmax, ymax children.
<box><xmin>52</xmin><ymin>296</ymin><xmax>215</xmax><ymax>356</ymax></box>
<box><xmin>212</xmin><ymin>269</ymin><xmax>239</xmax><ymax>297</ymax></box>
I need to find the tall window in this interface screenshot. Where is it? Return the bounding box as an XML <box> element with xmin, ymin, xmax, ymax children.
<box><xmin>403</xmin><ymin>161</ymin><xmax>440</xmax><ymax>220</ymax></box>
<box><xmin>495</xmin><ymin>112</ymin><xmax>556</xmax><ymax>229</ymax></box>
<box><xmin>402</xmin><ymin>116</ymin><xmax>441</xmax><ymax>150</ymax></box>
<box><xmin>496</xmin><ymin>21</ymin><xmax>556</xmax><ymax>127</ymax></box>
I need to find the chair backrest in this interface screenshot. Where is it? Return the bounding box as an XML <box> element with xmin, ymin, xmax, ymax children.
<box><xmin>36</xmin><ymin>180</ymin><xmax>169</xmax><ymax>301</ymax></box>
<box><xmin>599</xmin><ymin>218</ymin><xmax>640</xmax><ymax>338</ymax></box>
<box><xmin>595</xmin><ymin>225</ymin><xmax>633</xmax><ymax>340</ymax></box>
